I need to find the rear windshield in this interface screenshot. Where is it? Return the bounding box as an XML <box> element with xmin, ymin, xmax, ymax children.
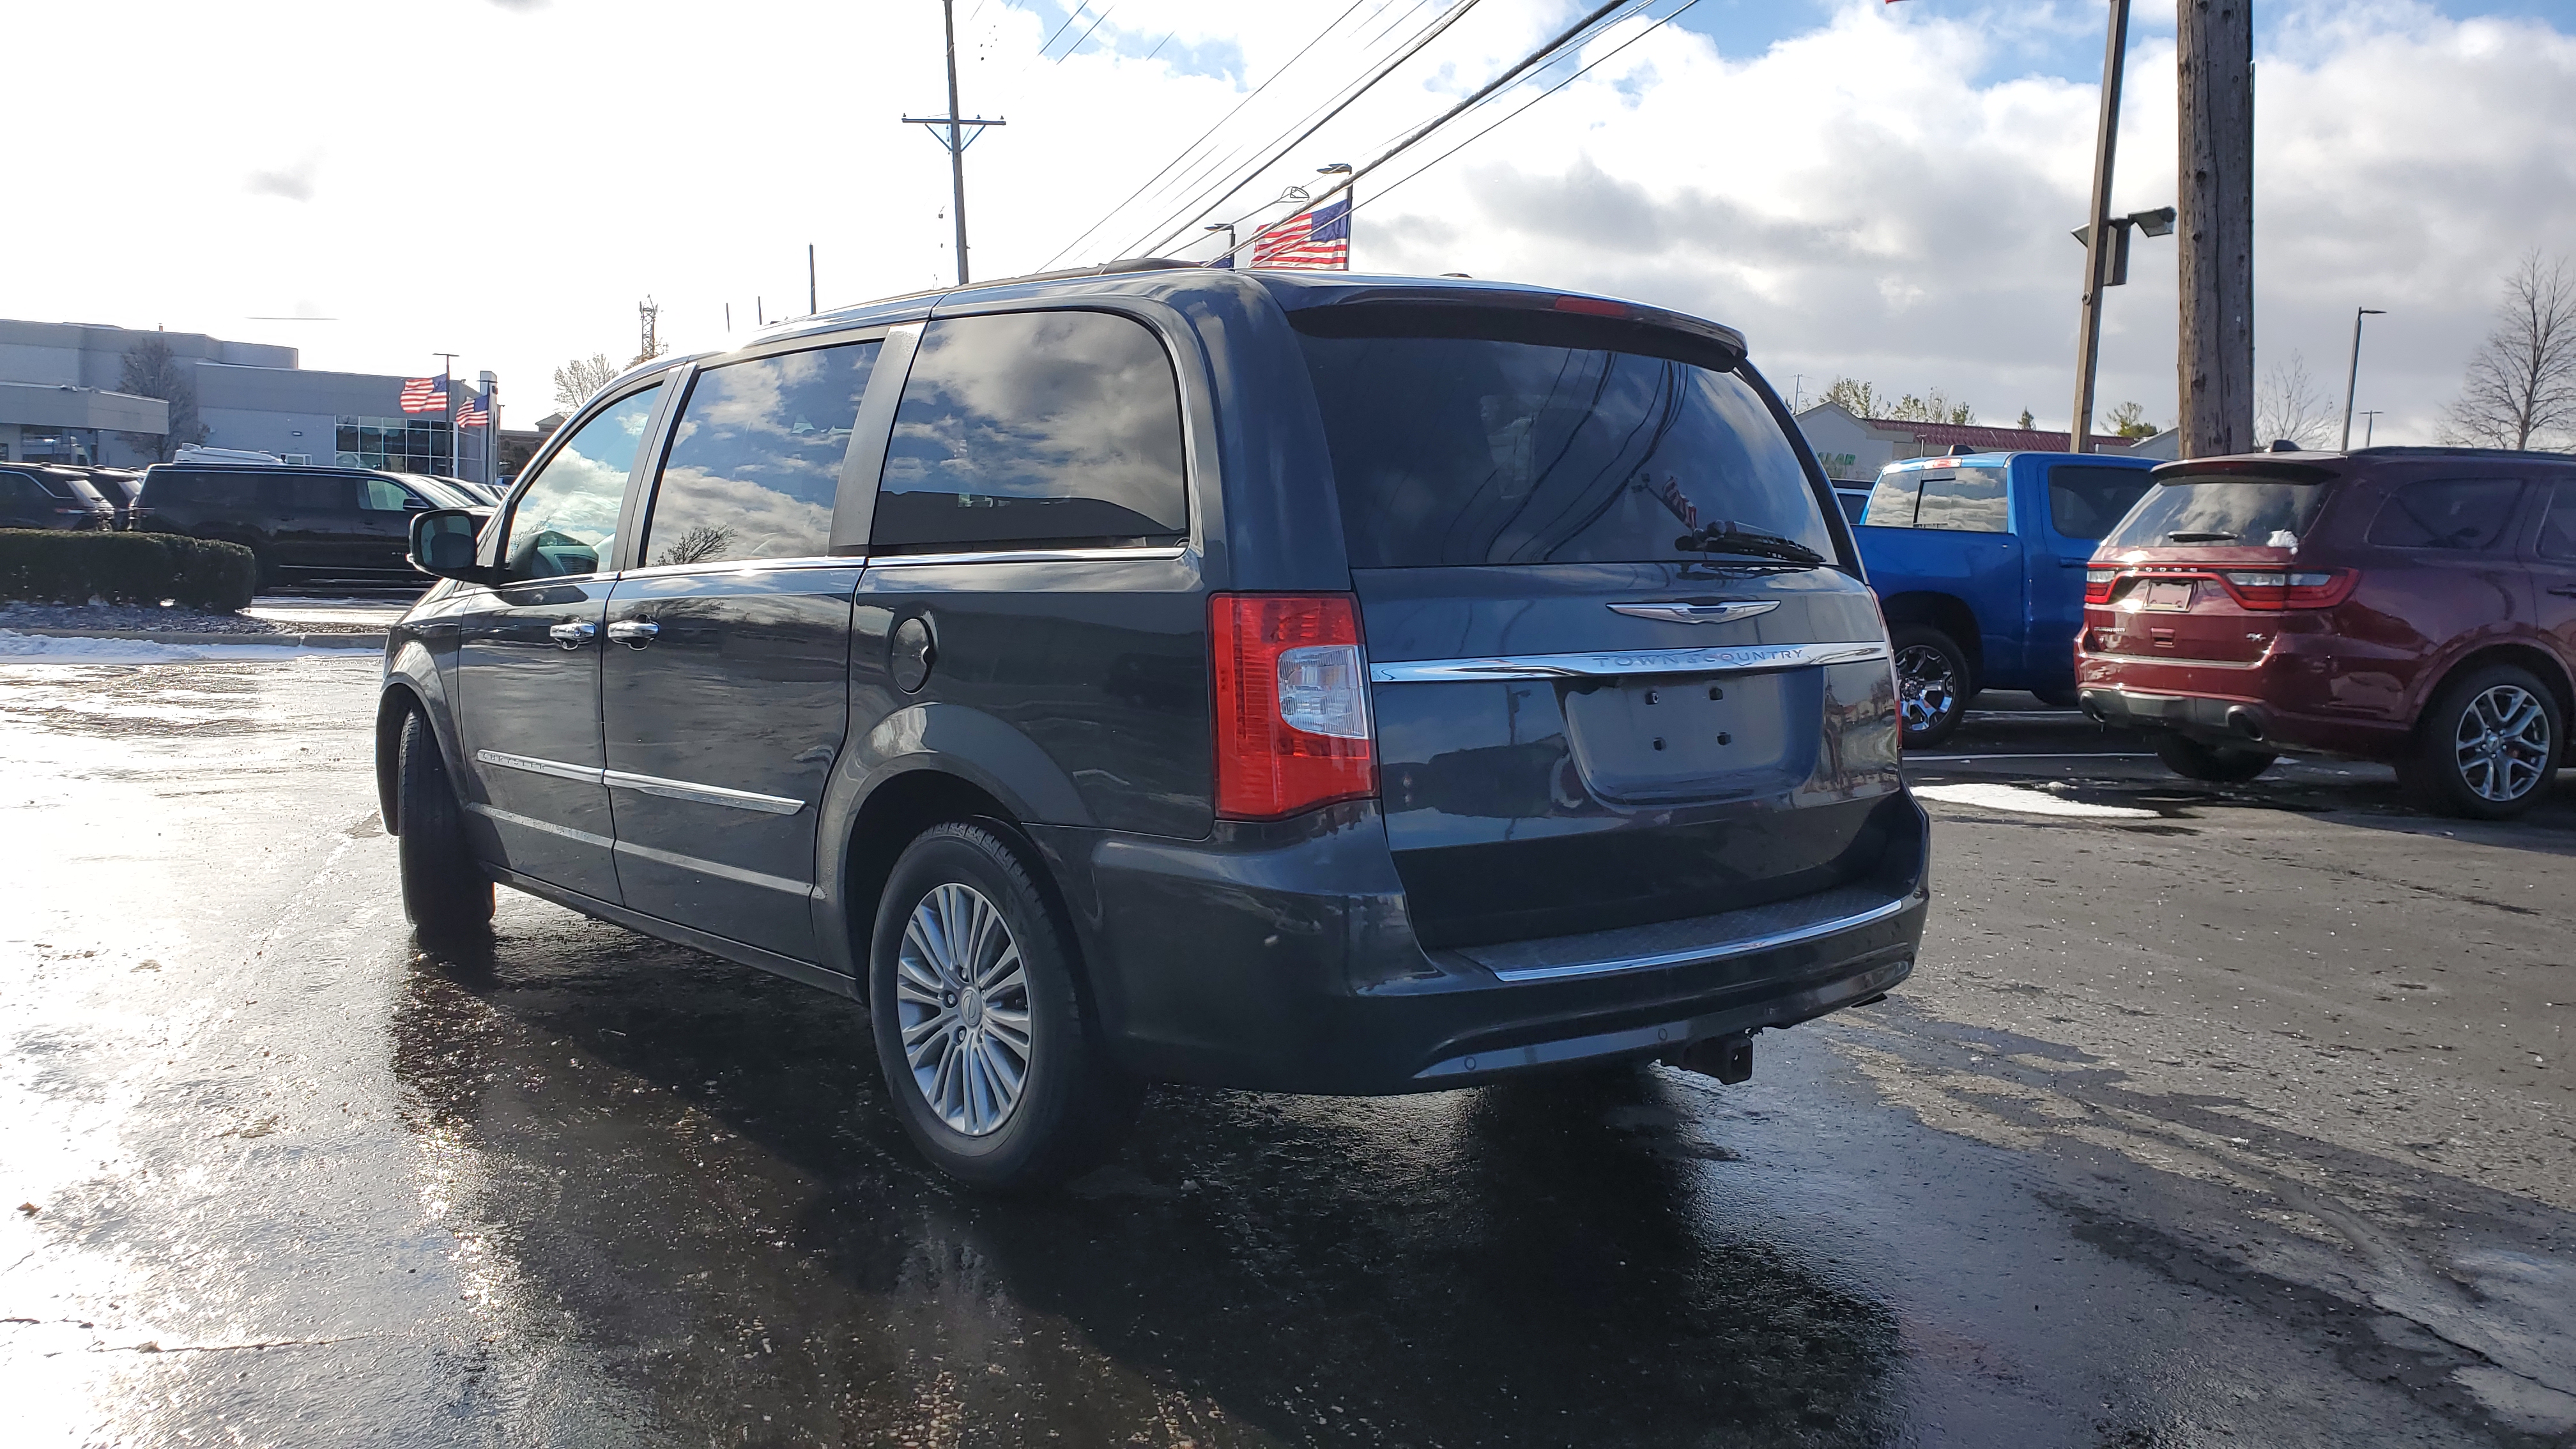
<box><xmin>1297</xmin><ymin>321</ymin><xmax>1828</xmax><ymax>569</ymax></box>
<box><xmin>2101</xmin><ymin>476</ymin><xmax>2334</xmax><ymax>550</ymax></box>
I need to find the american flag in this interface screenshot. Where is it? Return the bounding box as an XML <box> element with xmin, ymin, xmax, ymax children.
<box><xmin>1249</xmin><ymin>197</ymin><xmax>1350</xmax><ymax>270</ymax></box>
<box><xmin>454</xmin><ymin>390</ymin><xmax>490</xmax><ymax>429</ymax></box>
<box><xmin>398</xmin><ymin>374</ymin><xmax>448</xmax><ymax>414</ymax></box>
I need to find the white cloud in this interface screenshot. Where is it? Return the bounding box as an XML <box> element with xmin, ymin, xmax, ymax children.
<box><xmin>6</xmin><ymin>0</ymin><xmax>2570</xmax><ymax>448</ymax></box>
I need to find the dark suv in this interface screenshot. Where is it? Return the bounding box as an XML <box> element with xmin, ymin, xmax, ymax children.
<box><xmin>0</xmin><ymin>463</ymin><xmax>118</xmax><ymax>531</ymax></box>
<box><xmin>377</xmin><ymin>265</ymin><xmax>1929</xmax><ymax>1187</ymax></box>
<box><xmin>137</xmin><ymin>463</ymin><xmax>480</xmax><ymax>585</ymax></box>
<box><xmin>2079</xmin><ymin>447</ymin><xmax>2576</xmax><ymax>817</ymax></box>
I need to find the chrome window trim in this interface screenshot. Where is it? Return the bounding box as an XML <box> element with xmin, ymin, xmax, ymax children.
<box><xmin>610</xmin><ymin>555</ymin><xmax>859</xmax><ymax>583</ymax></box>
<box><xmin>864</xmin><ymin>544</ymin><xmax>1192</xmax><ymax>568</ymax></box>
<box><xmin>1370</xmin><ymin>640</ymin><xmax>1887</xmax><ymax>684</ymax></box>
<box><xmin>475</xmin><ymin>749</ymin><xmax>604</xmax><ymax>785</ymax></box>
<box><xmin>1479</xmin><ymin>893</ymin><xmax>1919</xmax><ymax>985</ymax></box>
<box><xmin>603</xmin><ymin>769</ymin><xmax>805</xmax><ymax>816</ymax></box>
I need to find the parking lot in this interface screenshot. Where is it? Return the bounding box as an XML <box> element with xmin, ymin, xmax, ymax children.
<box><xmin>1</xmin><ymin>656</ymin><xmax>2569</xmax><ymax>1446</ymax></box>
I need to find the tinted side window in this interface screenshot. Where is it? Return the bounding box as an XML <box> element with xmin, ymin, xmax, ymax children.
<box><xmin>644</xmin><ymin>341</ymin><xmax>880</xmax><ymax>566</ymax></box>
<box><xmin>2366</xmin><ymin>478</ymin><xmax>2523</xmax><ymax>551</ymax></box>
<box><xmin>1862</xmin><ymin>471</ymin><xmax>1921</xmax><ymax>526</ymax></box>
<box><xmin>288</xmin><ymin>475</ymin><xmax>359</xmax><ymax>513</ymax></box>
<box><xmin>2540</xmin><ymin>481</ymin><xmax>2576</xmax><ymax>562</ymax></box>
<box><xmin>1912</xmin><ymin>466</ymin><xmax>2009</xmax><ymax>533</ymax></box>
<box><xmin>875</xmin><ymin>311</ymin><xmax>1188</xmax><ymax>553</ymax></box>
<box><xmin>503</xmin><ymin>383</ymin><xmax>665</xmax><ymax>579</ymax></box>
<box><xmin>0</xmin><ymin>473</ymin><xmax>44</xmax><ymax>506</ymax></box>
<box><xmin>358</xmin><ymin>477</ymin><xmax>413</xmax><ymax>511</ymax></box>
<box><xmin>2048</xmin><ymin>464</ymin><xmax>2154</xmax><ymax>540</ymax></box>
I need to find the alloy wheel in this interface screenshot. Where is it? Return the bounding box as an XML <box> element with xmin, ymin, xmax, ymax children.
<box><xmin>2451</xmin><ymin>683</ymin><xmax>2551</xmax><ymax>804</ymax></box>
<box><xmin>1895</xmin><ymin>645</ymin><xmax>1959</xmax><ymax>737</ymax></box>
<box><xmin>893</xmin><ymin>882</ymin><xmax>1034</xmax><ymax>1137</ymax></box>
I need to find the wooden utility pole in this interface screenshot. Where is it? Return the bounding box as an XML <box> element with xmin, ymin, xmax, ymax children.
<box><xmin>2177</xmin><ymin>0</ymin><xmax>2255</xmax><ymax>457</ymax></box>
<box><xmin>2067</xmin><ymin>0</ymin><xmax>2132</xmax><ymax>456</ymax></box>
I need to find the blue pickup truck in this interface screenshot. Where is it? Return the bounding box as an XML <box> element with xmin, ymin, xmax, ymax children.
<box><xmin>1855</xmin><ymin>450</ymin><xmax>2158</xmax><ymax>747</ymax></box>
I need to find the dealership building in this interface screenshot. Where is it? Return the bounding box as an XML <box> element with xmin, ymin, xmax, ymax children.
<box><xmin>0</xmin><ymin>318</ymin><xmax>500</xmax><ymax>481</ymax></box>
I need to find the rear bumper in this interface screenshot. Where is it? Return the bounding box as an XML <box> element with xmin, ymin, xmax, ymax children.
<box><xmin>1031</xmin><ymin>792</ymin><xmax>1928</xmax><ymax>1096</ymax></box>
<box><xmin>2074</xmin><ymin>643</ymin><xmax>2410</xmax><ymax>760</ymax></box>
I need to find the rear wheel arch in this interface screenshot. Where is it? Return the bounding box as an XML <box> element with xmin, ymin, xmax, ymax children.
<box><xmin>1877</xmin><ymin>591</ymin><xmax>1983</xmax><ymax>682</ymax></box>
<box><xmin>840</xmin><ymin>770</ymin><xmax>1089</xmax><ymax>1008</ymax></box>
<box><xmin>2412</xmin><ymin>642</ymin><xmax>2575</xmax><ymax>747</ymax></box>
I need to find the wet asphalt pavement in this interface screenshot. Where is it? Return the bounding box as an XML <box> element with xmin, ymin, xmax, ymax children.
<box><xmin>2</xmin><ymin>657</ymin><xmax>2570</xmax><ymax>1447</ymax></box>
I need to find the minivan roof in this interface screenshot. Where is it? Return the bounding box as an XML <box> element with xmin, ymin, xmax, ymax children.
<box><xmin>713</xmin><ymin>261</ymin><xmax>1749</xmax><ymax>370</ymax></box>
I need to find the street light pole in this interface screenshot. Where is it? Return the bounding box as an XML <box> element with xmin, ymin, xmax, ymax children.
<box><xmin>2068</xmin><ymin>0</ymin><xmax>2133</xmax><ymax>456</ymax></box>
<box><xmin>2339</xmin><ymin>307</ymin><xmax>2386</xmax><ymax>452</ymax></box>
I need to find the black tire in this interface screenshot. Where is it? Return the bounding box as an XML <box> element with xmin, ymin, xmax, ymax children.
<box><xmin>396</xmin><ymin>710</ymin><xmax>493</xmax><ymax>940</ymax></box>
<box><xmin>868</xmin><ymin>822</ymin><xmax>1140</xmax><ymax>1191</ymax></box>
<box><xmin>2402</xmin><ymin>664</ymin><xmax>2561</xmax><ymax>820</ymax></box>
<box><xmin>1890</xmin><ymin>625</ymin><xmax>1971</xmax><ymax>750</ymax></box>
<box><xmin>2152</xmin><ymin>732</ymin><xmax>2278</xmax><ymax>784</ymax></box>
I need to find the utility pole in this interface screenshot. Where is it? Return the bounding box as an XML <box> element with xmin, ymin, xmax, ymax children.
<box><xmin>903</xmin><ymin>0</ymin><xmax>1006</xmax><ymax>285</ymax></box>
<box><xmin>2339</xmin><ymin>307</ymin><xmax>2386</xmax><ymax>451</ymax></box>
<box><xmin>2358</xmin><ymin>410</ymin><xmax>2383</xmax><ymax>447</ymax></box>
<box><xmin>2177</xmin><ymin>0</ymin><xmax>2255</xmax><ymax>457</ymax></box>
<box><xmin>433</xmin><ymin>353</ymin><xmax>461</xmax><ymax>478</ymax></box>
<box><xmin>2067</xmin><ymin>0</ymin><xmax>2131</xmax><ymax>457</ymax></box>
<box><xmin>808</xmin><ymin>243</ymin><xmax>818</xmax><ymax>316</ymax></box>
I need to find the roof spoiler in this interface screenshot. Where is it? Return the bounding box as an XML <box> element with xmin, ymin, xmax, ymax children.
<box><xmin>2149</xmin><ymin>457</ymin><xmax>2339</xmax><ymax>484</ymax></box>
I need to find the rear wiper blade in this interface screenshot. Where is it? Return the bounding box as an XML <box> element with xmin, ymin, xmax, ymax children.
<box><xmin>1673</xmin><ymin>521</ymin><xmax>1825</xmax><ymax>565</ymax></box>
<box><xmin>2165</xmin><ymin>530</ymin><xmax>2237</xmax><ymax>542</ymax></box>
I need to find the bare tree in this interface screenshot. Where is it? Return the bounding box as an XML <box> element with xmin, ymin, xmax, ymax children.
<box><xmin>2105</xmin><ymin>401</ymin><xmax>2159</xmax><ymax>439</ymax></box>
<box><xmin>552</xmin><ymin>353</ymin><xmax>622</xmax><ymax>413</ymax></box>
<box><xmin>2442</xmin><ymin>252</ymin><xmax>2576</xmax><ymax>450</ymax></box>
<box><xmin>116</xmin><ymin>339</ymin><xmax>210</xmax><ymax>463</ymax></box>
<box><xmin>1821</xmin><ymin>378</ymin><xmax>1973</xmax><ymax>424</ymax></box>
<box><xmin>2255</xmin><ymin>351</ymin><xmax>2333</xmax><ymax>448</ymax></box>
<box><xmin>653</xmin><ymin>523</ymin><xmax>738</xmax><ymax>567</ymax></box>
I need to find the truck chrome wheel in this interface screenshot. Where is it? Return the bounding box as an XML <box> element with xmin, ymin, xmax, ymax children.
<box><xmin>893</xmin><ymin>882</ymin><xmax>1033</xmax><ymax>1137</ymax></box>
<box><xmin>1896</xmin><ymin>645</ymin><xmax>1960</xmax><ymax>739</ymax></box>
<box><xmin>2452</xmin><ymin>683</ymin><xmax>2550</xmax><ymax>804</ymax></box>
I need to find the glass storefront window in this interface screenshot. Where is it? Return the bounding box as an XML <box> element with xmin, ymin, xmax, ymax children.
<box><xmin>334</xmin><ymin>415</ymin><xmax>456</xmax><ymax>473</ymax></box>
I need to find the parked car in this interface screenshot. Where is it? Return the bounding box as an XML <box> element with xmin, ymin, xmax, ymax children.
<box><xmin>1853</xmin><ymin>450</ymin><xmax>2158</xmax><ymax>747</ymax></box>
<box><xmin>2078</xmin><ymin>447</ymin><xmax>2576</xmax><ymax>818</ymax></box>
<box><xmin>74</xmin><ymin>467</ymin><xmax>145</xmax><ymax>528</ymax></box>
<box><xmin>399</xmin><ymin>473</ymin><xmax>501</xmax><ymax>507</ymax></box>
<box><xmin>0</xmin><ymin>463</ymin><xmax>117</xmax><ymax>531</ymax></box>
<box><xmin>378</xmin><ymin>264</ymin><xmax>1929</xmax><ymax>1188</ymax></box>
<box><xmin>135</xmin><ymin>463</ymin><xmax>475</xmax><ymax>585</ymax></box>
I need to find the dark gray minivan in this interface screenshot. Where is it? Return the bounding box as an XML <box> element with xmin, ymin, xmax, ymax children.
<box><xmin>378</xmin><ymin>264</ymin><xmax>1929</xmax><ymax>1188</ymax></box>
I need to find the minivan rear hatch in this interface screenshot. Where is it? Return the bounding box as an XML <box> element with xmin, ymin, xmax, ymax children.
<box><xmin>1292</xmin><ymin>300</ymin><xmax>1908</xmax><ymax>948</ymax></box>
<box><xmin>2087</xmin><ymin>459</ymin><xmax>2344</xmax><ymax>665</ymax></box>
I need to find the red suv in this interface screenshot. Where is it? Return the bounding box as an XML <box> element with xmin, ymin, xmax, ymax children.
<box><xmin>2076</xmin><ymin>448</ymin><xmax>2576</xmax><ymax>818</ymax></box>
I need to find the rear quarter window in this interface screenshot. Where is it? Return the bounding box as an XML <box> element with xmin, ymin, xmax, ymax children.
<box><xmin>2046</xmin><ymin>464</ymin><xmax>2154</xmax><ymax>540</ymax></box>
<box><xmin>2103</xmin><ymin>476</ymin><xmax>2334</xmax><ymax>550</ymax></box>
<box><xmin>2365</xmin><ymin>477</ymin><xmax>2524</xmax><ymax>551</ymax></box>
<box><xmin>1297</xmin><ymin>318</ymin><xmax>1827</xmax><ymax>567</ymax></box>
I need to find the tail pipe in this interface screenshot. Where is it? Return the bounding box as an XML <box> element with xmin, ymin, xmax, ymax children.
<box><xmin>2227</xmin><ymin>707</ymin><xmax>2266</xmax><ymax>742</ymax></box>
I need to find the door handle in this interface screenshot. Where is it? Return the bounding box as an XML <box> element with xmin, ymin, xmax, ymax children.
<box><xmin>606</xmin><ymin>620</ymin><xmax>660</xmax><ymax>647</ymax></box>
<box><xmin>2549</xmin><ymin>585</ymin><xmax>2576</xmax><ymax>598</ymax></box>
<box><xmin>548</xmin><ymin>621</ymin><xmax>597</xmax><ymax>649</ymax></box>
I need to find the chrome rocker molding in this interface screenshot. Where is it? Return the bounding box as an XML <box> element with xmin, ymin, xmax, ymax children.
<box><xmin>475</xmin><ymin>750</ymin><xmax>806</xmax><ymax>816</ymax></box>
<box><xmin>1370</xmin><ymin>640</ymin><xmax>1888</xmax><ymax>684</ymax></box>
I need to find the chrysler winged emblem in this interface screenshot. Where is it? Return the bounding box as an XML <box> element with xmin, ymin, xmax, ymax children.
<box><xmin>1607</xmin><ymin>601</ymin><xmax>1781</xmax><ymax>625</ymax></box>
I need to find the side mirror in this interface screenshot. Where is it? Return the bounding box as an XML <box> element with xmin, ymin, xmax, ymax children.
<box><xmin>409</xmin><ymin>509</ymin><xmax>491</xmax><ymax>583</ymax></box>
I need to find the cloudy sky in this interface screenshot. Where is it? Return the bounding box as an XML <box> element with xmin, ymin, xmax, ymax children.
<box><xmin>10</xmin><ymin>0</ymin><xmax>2573</xmax><ymax>443</ymax></box>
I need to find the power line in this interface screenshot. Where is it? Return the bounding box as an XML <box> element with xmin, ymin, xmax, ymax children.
<box><xmin>1055</xmin><ymin>1</ymin><xmax>1117</xmax><ymax>61</ymax></box>
<box><xmin>1193</xmin><ymin>0</ymin><xmax>1638</xmax><ymax>267</ymax></box>
<box><xmin>1033</xmin><ymin>2</ymin><xmax>1091</xmax><ymax>59</ymax></box>
<box><xmin>1351</xmin><ymin>0</ymin><xmax>1696</xmax><ymax>220</ymax></box>
<box><xmin>1039</xmin><ymin>0</ymin><xmax>1377</xmax><ymax>268</ymax></box>
<box><xmin>1126</xmin><ymin>0</ymin><xmax>1494</xmax><ymax>259</ymax></box>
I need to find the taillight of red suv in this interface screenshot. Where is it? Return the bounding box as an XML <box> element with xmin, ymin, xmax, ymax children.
<box><xmin>1209</xmin><ymin>594</ymin><xmax>1376</xmax><ymax>819</ymax></box>
<box><xmin>2085</xmin><ymin>566</ymin><xmax>2358</xmax><ymax>611</ymax></box>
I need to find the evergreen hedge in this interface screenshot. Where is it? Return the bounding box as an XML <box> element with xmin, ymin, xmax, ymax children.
<box><xmin>0</xmin><ymin>530</ymin><xmax>258</xmax><ymax>611</ymax></box>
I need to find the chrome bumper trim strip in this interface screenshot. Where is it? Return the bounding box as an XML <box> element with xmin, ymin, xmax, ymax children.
<box><xmin>1476</xmin><ymin>891</ymin><xmax>1920</xmax><ymax>984</ymax></box>
<box><xmin>1371</xmin><ymin>640</ymin><xmax>1887</xmax><ymax>684</ymax></box>
<box><xmin>603</xmin><ymin>769</ymin><xmax>806</xmax><ymax>816</ymax></box>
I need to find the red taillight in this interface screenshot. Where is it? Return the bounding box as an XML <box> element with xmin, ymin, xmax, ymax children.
<box><xmin>2216</xmin><ymin>569</ymin><xmax>2359</xmax><ymax>610</ymax></box>
<box><xmin>1551</xmin><ymin>295</ymin><xmax>1630</xmax><ymax>318</ymax></box>
<box><xmin>1210</xmin><ymin>593</ymin><xmax>1376</xmax><ymax>820</ymax></box>
<box><xmin>2084</xmin><ymin>567</ymin><xmax>2118</xmax><ymax>606</ymax></box>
